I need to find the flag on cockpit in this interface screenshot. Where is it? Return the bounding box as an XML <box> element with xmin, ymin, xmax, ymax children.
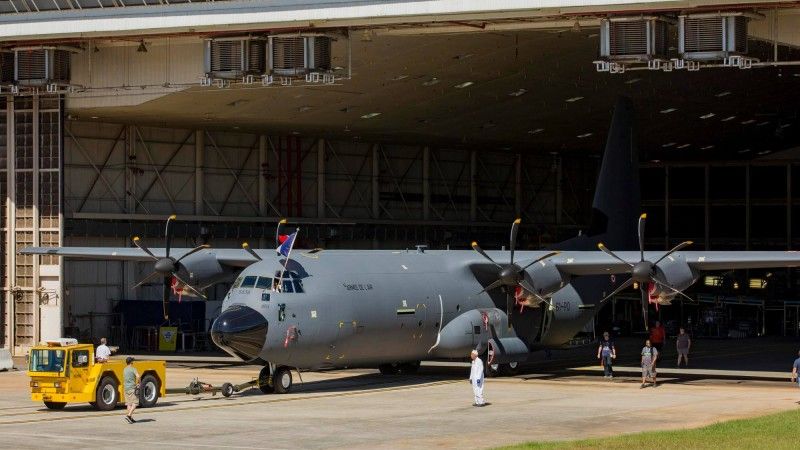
<box><xmin>277</xmin><ymin>231</ymin><xmax>297</xmax><ymax>257</ymax></box>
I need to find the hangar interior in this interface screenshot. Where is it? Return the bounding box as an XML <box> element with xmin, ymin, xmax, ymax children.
<box><xmin>3</xmin><ymin>1</ymin><xmax>800</xmax><ymax>355</ymax></box>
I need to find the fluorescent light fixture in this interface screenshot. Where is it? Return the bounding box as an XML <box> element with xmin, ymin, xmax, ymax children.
<box><xmin>576</xmin><ymin>133</ymin><xmax>593</xmax><ymax>138</ymax></box>
<box><xmin>566</xmin><ymin>96</ymin><xmax>584</xmax><ymax>103</ymax></box>
<box><xmin>662</xmin><ymin>142</ymin><xmax>676</xmax><ymax>148</ymax></box>
<box><xmin>360</xmin><ymin>112</ymin><xmax>381</xmax><ymax>119</ymax></box>
<box><xmin>422</xmin><ymin>78</ymin><xmax>440</xmax><ymax>86</ymax></box>
<box><xmin>715</xmin><ymin>91</ymin><xmax>731</xmax><ymax>97</ymax></box>
<box><xmin>391</xmin><ymin>75</ymin><xmax>409</xmax><ymax>81</ymax></box>
<box><xmin>624</xmin><ymin>78</ymin><xmax>641</xmax><ymax>84</ymax></box>
<box><xmin>700</xmin><ymin>113</ymin><xmax>715</xmax><ymax>119</ymax></box>
<box><xmin>508</xmin><ymin>89</ymin><xmax>527</xmax><ymax>97</ymax></box>
<box><xmin>528</xmin><ymin>128</ymin><xmax>544</xmax><ymax>134</ymax></box>
<box><xmin>757</xmin><ymin>150</ymin><xmax>771</xmax><ymax>155</ymax></box>
<box><xmin>454</xmin><ymin>81</ymin><xmax>474</xmax><ymax>89</ymax></box>
<box><xmin>701</xmin><ymin>145</ymin><xmax>714</xmax><ymax>150</ymax></box>
<box><xmin>704</xmin><ymin>275</ymin><xmax>723</xmax><ymax>287</ymax></box>
<box><xmin>749</xmin><ymin>278</ymin><xmax>766</xmax><ymax>289</ymax></box>
<box><xmin>677</xmin><ymin>143</ymin><xmax>691</xmax><ymax>149</ymax></box>
<box><xmin>721</xmin><ymin>116</ymin><xmax>736</xmax><ymax>122</ymax></box>
<box><xmin>738</xmin><ymin>148</ymin><xmax>751</xmax><ymax>154</ymax></box>
<box><xmin>741</xmin><ymin>119</ymin><xmax>756</xmax><ymax>125</ymax></box>
<box><xmin>660</xmin><ymin>108</ymin><xmax>677</xmax><ymax>114</ymax></box>
<box><xmin>757</xmin><ymin>121</ymin><xmax>770</xmax><ymax>126</ymax></box>
<box><xmin>298</xmin><ymin>106</ymin><xmax>312</xmax><ymax>112</ymax></box>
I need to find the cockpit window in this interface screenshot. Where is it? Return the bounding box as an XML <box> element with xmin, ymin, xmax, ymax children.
<box><xmin>256</xmin><ymin>277</ymin><xmax>271</xmax><ymax>289</ymax></box>
<box><xmin>240</xmin><ymin>276</ymin><xmax>257</xmax><ymax>288</ymax></box>
<box><xmin>271</xmin><ymin>271</ymin><xmax>304</xmax><ymax>293</ymax></box>
<box><xmin>232</xmin><ymin>276</ymin><xmax>243</xmax><ymax>289</ymax></box>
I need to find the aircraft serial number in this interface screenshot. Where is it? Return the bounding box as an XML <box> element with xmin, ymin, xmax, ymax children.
<box><xmin>342</xmin><ymin>283</ymin><xmax>374</xmax><ymax>291</ymax></box>
<box><xmin>554</xmin><ymin>302</ymin><xmax>571</xmax><ymax>311</ymax></box>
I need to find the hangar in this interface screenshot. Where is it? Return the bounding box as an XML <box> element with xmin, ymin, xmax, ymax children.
<box><xmin>2</xmin><ymin>0</ymin><xmax>800</xmax><ymax>356</ymax></box>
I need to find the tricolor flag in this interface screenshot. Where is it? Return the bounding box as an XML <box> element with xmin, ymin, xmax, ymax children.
<box><xmin>277</xmin><ymin>231</ymin><xmax>297</xmax><ymax>257</ymax></box>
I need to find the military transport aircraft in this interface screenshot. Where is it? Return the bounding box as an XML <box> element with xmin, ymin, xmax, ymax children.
<box><xmin>21</xmin><ymin>98</ymin><xmax>800</xmax><ymax>394</ymax></box>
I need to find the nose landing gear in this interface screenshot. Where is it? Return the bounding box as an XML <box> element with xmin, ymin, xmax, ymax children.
<box><xmin>258</xmin><ymin>364</ymin><xmax>295</xmax><ymax>394</ymax></box>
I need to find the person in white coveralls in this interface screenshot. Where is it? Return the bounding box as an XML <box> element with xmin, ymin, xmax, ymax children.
<box><xmin>469</xmin><ymin>349</ymin><xmax>486</xmax><ymax>407</ymax></box>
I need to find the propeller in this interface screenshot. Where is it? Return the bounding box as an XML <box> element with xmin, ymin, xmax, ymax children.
<box><xmin>597</xmin><ymin>213</ymin><xmax>693</xmax><ymax>330</ymax></box>
<box><xmin>131</xmin><ymin>215</ymin><xmax>209</xmax><ymax>320</ymax></box>
<box><xmin>472</xmin><ymin>218</ymin><xmax>559</xmax><ymax>328</ymax></box>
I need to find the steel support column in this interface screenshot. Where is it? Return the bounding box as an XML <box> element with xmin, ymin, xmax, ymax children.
<box><xmin>422</xmin><ymin>146</ymin><xmax>430</xmax><ymax>221</ymax></box>
<box><xmin>515</xmin><ymin>153</ymin><xmax>522</xmax><ymax>218</ymax></box>
<box><xmin>704</xmin><ymin>164</ymin><xmax>710</xmax><ymax>250</ymax></box>
<box><xmin>317</xmin><ymin>138</ymin><xmax>325</xmax><ymax>219</ymax></box>
<box><xmin>195</xmin><ymin>130</ymin><xmax>205</xmax><ymax>215</ymax></box>
<box><xmin>470</xmin><ymin>150</ymin><xmax>477</xmax><ymax>222</ymax></box>
<box><xmin>372</xmin><ymin>144</ymin><xmax>380</xmax><ymax>219</ymax></box>
<box><xmin>745</xmin><ymin>164</ymin><xmax>751</xmax><ymax>250</ymax></box>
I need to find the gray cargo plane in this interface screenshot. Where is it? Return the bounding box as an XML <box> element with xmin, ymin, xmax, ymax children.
<box><xmin>22</xmin><ymin>98</ymin><xmax>800</xmax><ymax>394</ymax></box>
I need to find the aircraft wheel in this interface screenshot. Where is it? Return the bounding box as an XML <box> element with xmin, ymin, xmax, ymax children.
<box><xmin>43</xmin><ymin>401</ymin><xmax>66</xmax><ymax>410</ymax></box>
<box><xmin>378</xmin><ymin>363</ymin><xmax>400</xmax><ymax>375</ymax></box>
<box><xmin>486</xmin><ymin>361</ymin><xmax>501</xmax><ymax>378</ymax></box>
<box><xmin>273</xmin><ymin>366</ymin><xmax>293</xmax><ymax>394</ymax></box>
<box><xmin>221</xmin><ymin>382</ymin><xmax>234</xmax><ymax>398</ymax></box>
<box><xmin>398</xmin><ymin>361</ymin><xmax>420</xmax><ymax>374</ymax></box>
<box><xmin>258</xmin><ymin>366</ymin><xmax>274</xmax><ymax>394</ymax></box>
<box><xmin>501</xmin><ymin>361</ymin><xmax>520</xmax><ymax>376</ymax></box>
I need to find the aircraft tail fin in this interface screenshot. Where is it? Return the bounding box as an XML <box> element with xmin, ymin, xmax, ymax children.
<box><xmin>558</xmin><ymin>96</ymin><xmax>639</xmax><ymax>251</ymax></box>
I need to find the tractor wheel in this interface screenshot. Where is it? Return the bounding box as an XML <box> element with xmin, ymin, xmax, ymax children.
<box><xmin>95</xmin><ymin>376</ymin><xmax>118</xmax><ymax>411</ymax></box>
<box><xmin>139</xmin><ymin>374</ymin><xmax>160</xmax><ymax>408</ymax></box>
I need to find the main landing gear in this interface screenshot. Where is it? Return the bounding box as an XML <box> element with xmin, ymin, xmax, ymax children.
<box><xmin>378</xmin><ymin>361</ymin><xmax>421</xmax><ymax>375</ymax></box>
<box><xmin>258</xmin><ymin>365</ymin><xmax>295</xmax><ymax>394</ymax></box>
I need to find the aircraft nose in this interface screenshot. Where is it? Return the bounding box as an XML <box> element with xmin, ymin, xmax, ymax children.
<box><xmin>211</xmin><ymin>304</ymin><xmax>268</xmax><ymax>361</ymax></box>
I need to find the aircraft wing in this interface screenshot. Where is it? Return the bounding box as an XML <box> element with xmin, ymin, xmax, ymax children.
<box><xmin>19</xmin><ymin>246</ymin><xmax>263</xmax><ymax>268</ymax></box>
<box><xmin>551</xmin><ymin>250</ymin><xmax>800</xmax><ymax>276</ymax></box>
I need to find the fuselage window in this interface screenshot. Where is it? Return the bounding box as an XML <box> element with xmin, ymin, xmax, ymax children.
<box><xmin>232</xmin><ymin>276</ymin><xmax>244</xmax><ymax>289</ymax></box>
<box><xmin>270</xmin><ymin>270</ymin><xmax>304</xmax><ymax>293</ymax></box>
<box><xmin>293</xmin><ymin>280</ymin><xmax>304</xmax><ymax>293</ymax></box>
<box><xmin>282</xmin><ymin>280</ymin><xmax>294</xmax><ymax>293</ymax></box>
<box><xmin>241</xmin><ymin>276</ymin><xmax>257</xmax><ymax>288</ymax></box>
<box><xmin>256</xmin><ymin>277</ymin><xmax>271</xmax><ymax>289</ymax></box>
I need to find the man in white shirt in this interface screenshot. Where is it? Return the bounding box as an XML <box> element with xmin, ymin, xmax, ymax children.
<box><xmin>469</xmin><ymin>349</ymin><xmax>486</xmax><ymax>407</ymax></box>
<box><xmin>96</xmin><ymin>337</ymin><xmax>111</xmax><ymax>362</ymax></box>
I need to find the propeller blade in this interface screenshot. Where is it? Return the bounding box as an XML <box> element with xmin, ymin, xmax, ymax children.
<box><xmin>476</xmin><ymin>279</ymin><xmax>505</xmax><ymax>296</ymax></box>
<box><xmin>519</xmin><ymin>279</ymin><xmax>555</xmax><ymax>309</ymax></box>
<box><xmin>506</xmin><ymin>291</ymin><xmax>513</xmax><ymax>329</ymax></box>
<box><xmin>638</xmin><ymin>213</ymin><xmax>646</xmax><ymax>261</ymax></box>
<box><xmin>175</xmin><ymin>244</ymin><xmax>210</xmax><ymax>263</ymax></box>
<box><xmin>131</xmin><ymin>271</ymin><xmax>161</xmax><ymax>289</ymax></box>
<box><xmin>652</xmin><ymin>279</ymin><xmax>695</xmax><ymax>303</ymax></box>
<box><xmin>597</xmin><ymin>243</ymin><xmax>634</xmax><ymax>267</ymax></box>
<box><xmin>520</xmin><ymin>251</ymin><xmax>561</xmax><ymax>271</ymax></box>
<box><xmin>162</xmin><ymin>276</ymin><xmax>171</xmax><ymax>320</ymax></box>
<box><xmin>509</xmin><ymin>218</ymin><xmax>521</xmax><ymax>265</ymax></box>
<box><xmin>652</xmin><ymin>241</ymin><xmax>694</xmax><ymax>266</ymax></box>
<box><xmin>275</xmin><ymin>218</ymin><xmax>288</xmax><ymax>248</ymax></box>
<box><xmin>164</xmin><ymin>214</ymin><xmax>176</xmax><ymax>258</ymax></box>
<box><xmin>640</xmin><ymin>285</ymin><xmax>649</xmax><ymax>331</ymax></box>
<box><xmin>599</xmin><ymin>278</ymin><xmax>634</xmax><ymax>303</ymax></box>
<box><xmin>132</xmin><ymin>236</ymin><xmax>158</xmax><ymax>261</ymax></box>
<box><xmin>471</xmin><ymin>241</ymin><xmax>502</xmax><ymax>269</ymax></box>
<box><xmin>172</xmin><ymin>273</ymin><xmax>207</xmax><ymax>299</ymax></box>
<box><xmin>242</xmin><ymin>242</ymin><xmax>263</xmax><ymax>261</ymax></box>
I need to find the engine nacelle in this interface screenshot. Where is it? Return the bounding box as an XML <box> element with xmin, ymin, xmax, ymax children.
<box><xmin>487</xmin><ymin>336</ymin><xmax>529</xmax><ymax>365</ymax></box>
<box><xmin>176</xmin><ymin>251</ymin><xmax>236</xmax><ymax>289</ymax></box>
<box><xmin>650</xmin><ymin>254</ymin><xmax>699</xmax><ymax>304</ymax></box>
<box><xmin>523</xmin><ymin>260</ymin><xmax>568</xmax><ymax>297</ymax></box>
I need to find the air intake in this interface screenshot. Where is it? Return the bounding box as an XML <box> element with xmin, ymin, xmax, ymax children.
<box><xmin>679</xmin><ymin>13</ymin><xmax>751</xmax><ymax>61</ymax></box>
<box><xmin>0</xmin><ymin>52</ymin><xmax>13</xmax><ymax>83</ymax></box>
<box><xmin>204</xmin><ymin>37</ymin><xmax>267</xmax><ymax>79</ymax></box>
<box><xmin>600</xmin><ymin>17</ymin><xmax>672</xmax><ymax>63</ymax></box>
<box><xmin>269</xmin><ymin>36</ymin><xmax>332</xmax><ymax>77</ymax></box>
<box><xmin>14</xmin><ymin>48</ymin><xmax>70</xmax><ymax>85</ymax></box>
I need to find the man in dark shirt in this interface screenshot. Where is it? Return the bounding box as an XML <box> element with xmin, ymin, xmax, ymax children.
<box><xmin>596</xmin><ymin>332</ymin><xmax>616</xmax><ymax>379</ymax></box>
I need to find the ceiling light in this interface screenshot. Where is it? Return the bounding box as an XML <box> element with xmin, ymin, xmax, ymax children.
<box><xmin>298</xmin><ymin>106</ymin><xmax>313</xmax><ymax>112</ymax></box>
<box><xmin>741</xmin><ymin>119</ymin><xmax>755</xmax><ymax>125</ymax></box>
<box><xmin>576</xmin><ymin>133</ymin><xmax>593</xmax><ymax>138</ymax></box>
<box><xmin>650</xmin><ymin>159</ymin><xmax>661</xmax><ymax>163</ymax></box>
<box><xmin>528</xmin><ymin>128</ymin><xmax>544</xmax><ymax>134</ymax></box>
<box><xmin>291</xmin><ymin>131</ymin><xmax>300</xmax><ymax>135</ymax></box>
<box><xmin>233</xmin><ymin>126</ymin><xmax>240</xmax><ymax>130</ymax></box>
<box><xmin>482</xmin><ymin>122</ymin><xmax>496</xmax><ymax>129</ymax></box>
<box><xmin>780</xmin><ymin>123</ymin><xmax>792</xmax><ymax>129</ymax></box>
<box><xmin>360</xmin><ymin>112</ymin><xmax>381</xmax><ymax>119</ymax></box>
<box><xmin>453</xmin><ymin>53</ymin><xmax>474</xmax><ymax>60</ymax></box>
<box><xmin>738</xmin><ymin>148</ymin><xmax>751</xmax><ymax>154</ymax></box>
<box><xmin>566</xmin><ymin>96</ymin><xmax>584</xmax><ymax>103</ymax></box>
<box><xmin>757</xmin><ymin>150</ymin><xmax>771</xmax><ymax>155</ymax></box>
<box><xmin>757</xmin><ymin>121</ymin><xmax>770</xmax><ymax>126</ymax></box>
<box><xmin>700</xmin><ymin>113</ymin><xmax>715</xmax><ymax>119</ymax></box>
<box><xmin>508</xmin><ymin>88</ymin><xmax>527</xmax><ymax>97</ymax></box>
<box><xmin>454</xmin><ymin>81</ymin><xmax>474</xmax><ymax>89</ymax></box>
<box><xmin>721</xmin><ymin>116</ymin><xmax>736</xmax><ymax>122</ymax></box>
<box><xmin>660</xmin><ymin>108</ymin><xmax>677</xmax><ymax>114</ymax></box>
<box><xmin>677</xmin><ymin>144</ymin><xmax>691</xmax><ymax>149</ymax></box>
<box><xmin>701</xmin><ymin>145</ymin><xmax>714</xmax><ymax>150</ymax></box>
<box><xmin>715</xmin><ymin>91</ymin><xmax>731</xmax><ymax>97</ymax></box>
<box><xmin>572</xmin><ymin>20</ymin><xmax>582</xmax><ymax>33</ymax></box>
<box><xmin>90</xmin><ymin>116</ymin><xmax>100</xmax><ymax>119</ymax></box>
<box><xmin>422</xmin><ymin>78</ymin><xmax>440</xmax><ymax>87</ymax></box>
<box><xmin>662</xmin><ymin>142</ymin><xmax>676</xmax><ymax>148</ymax></box>
<box><xmin>624</xmin><ymin>78</ymin><xmax>641</xmax><ymax>84</ymax></box>
<box><xmin>136</xmin><ymin>40</ymin><xmax>148</xmax><ymax>53</ymax></box>
<box><xmin>391</xmin><ymin>75</ymin><xmax>409</xmax><ymax>81</ymax></box>
<box><xmin>588</xmin><ymin>33</ymin><xmax>599</xmax><ymax>38</ymax></box>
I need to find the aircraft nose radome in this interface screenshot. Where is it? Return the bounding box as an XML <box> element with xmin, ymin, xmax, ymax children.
<box><xmin>211</xmin><ymin>304</ymin><xmax>268</xmax><ymax>362</ymax></box>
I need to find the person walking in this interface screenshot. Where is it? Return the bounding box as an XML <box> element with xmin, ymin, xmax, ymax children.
<box><xmin>649</xmin><ymin>321</ymin><xmax>666</xmax><ymax>368</ymax></box>
<box><xmin>123</xmin><ymin>357</ymin><xmax>141</xmax><ymax>423</ymax></box>
<box><xmin>469</xmin><ymin>350</ymin><xmax>486</xmax><ymax>407</ymax></box>
<box><xmin>596</xmin><ymin>331</ymin><xmax>617</xmax><ymax>379</ymax></box>
<box><xmin>791</xmin><ymin>350</ymin><xmax>800</xmax><ymax>389</ymax></box>
<box><xmin>640</xmin><ymin>339</ymin><xmax>659</xmax><ymax>388</ymax></box>
<box><xmin>676</xmin><ymin>327</ymin><xmax>691</xmax><ymax>367</ymax></box>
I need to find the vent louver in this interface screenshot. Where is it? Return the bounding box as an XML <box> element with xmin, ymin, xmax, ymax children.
<box><xmin>270</xmin><ymin>36</ymin><xmax>332</xmax><ymax>77</ymax></box>
<box><xmin>204</xmin><ymin>37</ymin><xmax>267</xmax><ymax>79</ymax></box>
<box><xmin>679</xmin><ymin>14</ymin><xmax>749</xmax><ymax>61</ymax></box>
<box><xmin>1</xmin><ymin>52</ymin><xmax>15</xmax><ymax>83</ymax></box>
<box><xmin>14</xmin><ymin>48</ymin><xmax>70</xmax><ymax>85</ymax></box>
<box><xmin>600</xmin><ymin>17</ymin><xmax>671</xmax><ymax>63</ymax></box>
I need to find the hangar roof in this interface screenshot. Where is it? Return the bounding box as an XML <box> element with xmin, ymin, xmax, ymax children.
<box><xmin>69</xmin><ymin>29</ymin><xmax>800</xmax><ymax>162</ymax></box>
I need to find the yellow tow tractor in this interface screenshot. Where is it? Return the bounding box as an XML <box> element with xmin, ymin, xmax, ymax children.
<box><xmin>28</xmin><ymin>338</ymin><xmax>166</xmax><ymax>410</ymax></box>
